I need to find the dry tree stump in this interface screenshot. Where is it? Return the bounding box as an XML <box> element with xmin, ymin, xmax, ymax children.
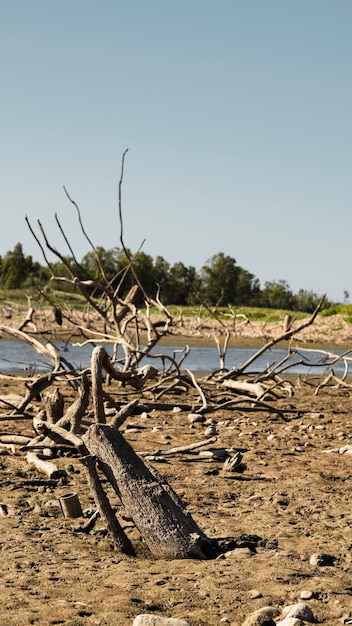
<box><xmin>83</xmin><ymin>423</ymin><xmax>219</xmax><ymax>559</ymax></box>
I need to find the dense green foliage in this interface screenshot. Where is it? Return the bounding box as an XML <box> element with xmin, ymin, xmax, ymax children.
<box><xmin>0</xmin><ymin>243</ymin><xmax>334</xmax><ymax>313</ymax></box>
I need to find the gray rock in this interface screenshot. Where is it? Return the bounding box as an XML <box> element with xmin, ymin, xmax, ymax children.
<box><xmin>242</xmin><ymin>615</ymin><xmax>276</xmax><ymax>626</ymax></box>
<box><xmin>242</xmin><ymin>606</ymin><xmax>280</xmax><ymax>626</ymax></box>
<box><xmin>188</xmin><ymin>413</ymin><xmax>205</xmax><ymax>423</ymax></box>
<box><xmin>133</xmin><ymin>616</ymin><xmax>191</xmax><ymax>626</ymax></box>
<box><xmin>224</xmin><ymin>546</ymin><xmax>254</xmax><ymax>559</ymax></box>
<box><xmin>281</xmin><ymin>602</ymin><xmax>315</xmax><ymax>622</ymax></box>
<box><xmin>299</xmin><ymin>589</ymin><xmax>314</xmax><ymax>600</ymax></box>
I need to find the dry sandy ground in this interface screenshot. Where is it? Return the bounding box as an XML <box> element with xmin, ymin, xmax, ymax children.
<box><xmin>1</xmin><ymin>372</ymin><xmax>352</xmax><ymax>626</ymax></box>
<box><xmin>1</xmin><ymin>311</ymin><xmax>352</xmax><ymax>625</ymax></box>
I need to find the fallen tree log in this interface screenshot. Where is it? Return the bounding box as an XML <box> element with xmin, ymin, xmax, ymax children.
<box><xmin>83</xmin><ymin>423</ymin><xmax>219</xmax><ymax>559</ymax></box>
<box><xmin>26</xmin><ymin>451</ymin><xmax>68</xmax><ymax>480</ymax></box>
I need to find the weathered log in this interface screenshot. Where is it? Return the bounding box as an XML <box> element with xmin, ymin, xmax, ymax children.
<box><xmin>221</xmin><ymin>379</ymin><xmax>271</xmax><ymax>399</ymax></box>
<box><xmin>83</xmin><ymin>423</ymin><xmax>219</xmax><ymax>559</ymax></box>
<box><xmin>32</xmin><ymin>418</ymin><xmax>88</xmax><ymax>455</ymax></box>
<box><xmin>56</xmin><ymin>374</ymin><xmax>90</xmax><ymax>432</ymax></box>
<box><xmin>0</xmin><ymin>434</ymin><xmax>31</xmax><ymax>445</ymax></box>
<box><xmin>26</xmin><ymin>451</ymin><xmax>68</xmax><ymax>479</ymax></box>
<box><xmin>109</xmin><ymin>399</ymin><xmax>139</xmax><ymax>428</ymax></box>
<box><xmin>41</xmin><ymin>387</ymin><xmax>64</xmax><ymax>423</ymax></box>
<box><xmin>80</xmin><ymin>454</ymin><xmax>135</xmax><ymax>555</ymax></box>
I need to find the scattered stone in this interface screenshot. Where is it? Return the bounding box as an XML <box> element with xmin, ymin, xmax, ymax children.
<box><xmin>242</xmin><ymin>615</ymin><xmax>275</xmax><ymax>626</ymax></box>
<box><xmin>133</xmin><ymin>615</ymin><xmax>190</xmax><ymax>626</ymax></box>
<box><xmin>199</xmin><ymin>447</ymin><xmax>228</xmax><ymax>459</ymax></box>
<box><xmin>140</xmin><ymin>411</ymin><xmax>150</xmax><ymax>419</ymax></box>
<box><xmin>248</xmin><ymin>589</ymin><xmax>263</xmax><ymax>599</ymax></box>
<box><xmin>309</xmin><ymin>552</ymin><xmax>335</xmax><ymax>566</ymax></box>
<box><xmin>299</xmin><ymin>589</ymin><xmax>314</xmax><ymax>600</ymax></box>
<box><xmin>242</xmin><ymin>606</ymin><xmax>280</xmax><ymax>626</ymax></box>
<box><xmin>276</xmin><ymin>618</ymin><xmax>305</xmax><ymax>626</ymax></box>
<box><xmin>204</xmin><ymin>424</ymin><xmax>218</xmax><ymax>436</ymax></box>
<box><xmin>104</xmin><ymin>407</ymin><xmax>116</xmax><ymax>417</ymax></box>
<box><xmin>224</xmin><ymin>546</ymin><xmax>253</xmax><ymax>559</ymax></box>
<box><xmin>281</xmin><ymin>602</ymin><xmax>315</xmax><ymax>622</ymax></box>
<box><xmin>188</xmin><ymin>413</ymin><xmax>206</xmax><ymax>423</ymax></box>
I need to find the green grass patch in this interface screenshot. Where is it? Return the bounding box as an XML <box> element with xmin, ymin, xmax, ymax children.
<box><xmin>320</xmin><ymin>304</ymin><xmax>352</xmax><ymax>321</ymax></box>
<box><xmin>147</xmin><ymin>304</ymin><xmax>309</xmax><ymax>324</ymax></box>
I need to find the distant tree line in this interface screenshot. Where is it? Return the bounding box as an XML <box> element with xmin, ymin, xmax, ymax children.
<box><xmin>0</xmin><ymin>243</ymin><xmax>332</xmax><ymax>313</ymax></box>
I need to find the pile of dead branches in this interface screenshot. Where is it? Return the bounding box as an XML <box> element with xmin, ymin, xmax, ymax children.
<box><xmin>1</xmin><ymin>152</ymin><xmax>352</xmax><ymax>560</ymax></box>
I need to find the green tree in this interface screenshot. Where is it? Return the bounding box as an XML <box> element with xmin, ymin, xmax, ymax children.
<box><xmin>200</xmin><ymin>253</ymin><xmax>239</xmax><ymax>305</ymax></box>
<box><xmin>260</xmin><ymin>280</ymin><xmax>294</xmax><ymax>309</ymax></box>
<box><xmin>200</xmin><ymin>253</ymin><xmax>260</xmax><ymax>306</ymax></box>
<box><xmin>168</xmin><ymin>262</ymin><xmax>201</xmax><ymax>305</ymax></box>
<box><xmin>0</xmin><ymin>243</ymin><xmax>39</xmax><ymax>288</ymax></box>
<box><xmin>235</xmin><ymin>267</ymin><xmax>261</xmax><ymax>305</ymax></box>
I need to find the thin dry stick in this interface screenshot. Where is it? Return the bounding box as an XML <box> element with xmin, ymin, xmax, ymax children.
<box><xmin>185</xmin><ymin>368</ymin><xmax>208</xmax><ymax>413</ymax></box>
<box><xmin>219</xmin><ymin>296</ymin><xmax>326</xmax><ymax>380</ymax></box>
<box><xmin>141</xmin><ymin>436</ymin><xmax>218</xmax><ymax>458</ymax></box>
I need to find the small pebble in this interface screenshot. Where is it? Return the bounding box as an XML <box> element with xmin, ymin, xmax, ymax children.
<box><xmin>204</xmin><ymin>425</ymin><xmax>218</xmax><ymax>435</ymax></box>
<box><xmin>133</xmin><ymin>616</ymin><xmax>190</xmax><ymax>626</ymax></box>
<box><xmin>300</xmin><ymin>590</ymin><xmax>313</xmax><ymax>600</ymax></box>
<box><xmin>188</xmin><ymin>413</ymin><xmax>205</xmax><ymax>423</ymax></box>
<box><xmin>224</xmin><ymin>547</ymin><xmax>253</xmax><ymax>559</ymax></box>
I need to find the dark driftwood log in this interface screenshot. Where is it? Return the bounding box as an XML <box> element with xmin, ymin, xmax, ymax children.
<box><xmin>83</xmin><ymin>423</ymin><xmax>219</xmax><ymax>559</ymax></box>
<box><xmin>80</xmin><ymin>454</ymin><xmax>135</xmax><ymax>555</ymax></box>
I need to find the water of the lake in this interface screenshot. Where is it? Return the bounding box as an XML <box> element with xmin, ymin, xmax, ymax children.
<box><xmin>0</xmin><ymin>339</ymin><xmax>349</xmax><ymax>376</ymax></box>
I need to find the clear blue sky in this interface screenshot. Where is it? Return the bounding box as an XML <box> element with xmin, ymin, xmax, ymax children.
<box><xmin>1</xmin><ymin>1</ymin><xmax>351</xmax><ymax>302</ymax></box>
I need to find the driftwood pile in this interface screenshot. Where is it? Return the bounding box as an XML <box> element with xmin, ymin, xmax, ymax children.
<box><xmin>1</xmin><ymin>158</ymin><xmax>352</xmax><ymax>559</ymax></box>
<box><xmin>1</xmin><ymin>298</ymin><xmax>352</xmax><ymax>560</ymax></box>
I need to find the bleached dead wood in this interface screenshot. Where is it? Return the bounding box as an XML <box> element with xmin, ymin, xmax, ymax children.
<box><xmin>0</xmin><ymin>434</ymin><xmax>31</xmax><ymax>445</ymax></box>
<box><xmin>0</xmin><ymin>325</ymin><xmax>61</xmax><ymax>370</ymax></box>
<box><xmin>17</xmin><ymin>307</ymin><xmax>37</xmax><ymax>332</ymax></box>
<box><xmin>218</xmin><ymin>297</ymin><xmax>326</xmax><ymax>381</ymax></box>
<box><xmin>26</xmin><ymin>451</ymin><xmax>68</xmax><ymax>479</ymax></box>
<box><xmin>41</xmin><ymin>388</ymin><xmax>64</xmax><ymax>423</ymax></box>
<box><xmin>140</xmin><ymin>436</ymin><xmax>218</xmax><ymax>459</ymax></box>
<box><xmin>221</xmin><ymin>380</ymin><xmax>272</xmax><ymax>400</ymax></box>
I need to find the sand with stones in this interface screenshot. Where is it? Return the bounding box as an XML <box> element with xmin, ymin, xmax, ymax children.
<box><xmin>0</xmin><ymin>312</ymin><xmax>352</xmax><ymax>625</ymax></box>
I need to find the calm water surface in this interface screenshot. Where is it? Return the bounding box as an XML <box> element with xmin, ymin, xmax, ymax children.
<box><xmin>0</xmin><ymin>339</ymin><xmax>348</xmax><ymax>376</ymax></box>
